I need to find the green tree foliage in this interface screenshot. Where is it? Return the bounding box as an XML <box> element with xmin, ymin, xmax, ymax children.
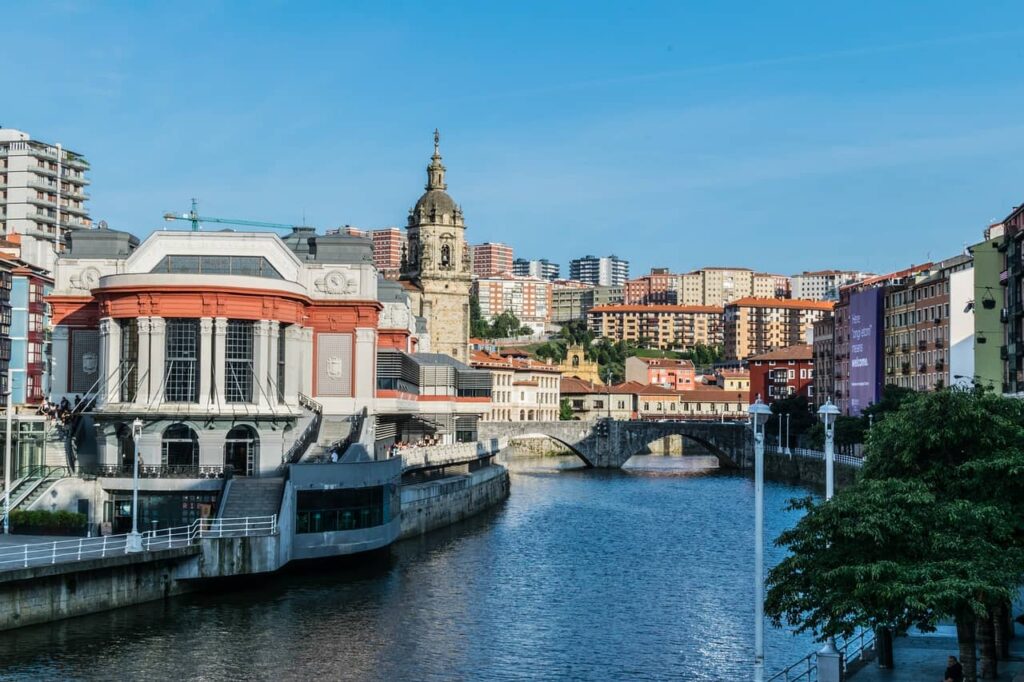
<box><xmin>469</xmin><ymin>304</ymin><xmax>534</xmax><ymax>340</ymax></box>
<box><xmin>559</xmin><ymin>398</ymin><xmax>575</xmax><ymax>421</ymax></box>
<box><xmin>469</xmin><ymin>294</ymin><xmax>489</xmax><ymax>339</ymax></box>
<box><xmin>765</xmin><ymin>388</ymin><xmax>1024</xmax><ymax>680</ymax></box>
<box><xmin>765</xmin><ymin>395</ymin><xmax>817</xmax><ymax>448</ymax></box>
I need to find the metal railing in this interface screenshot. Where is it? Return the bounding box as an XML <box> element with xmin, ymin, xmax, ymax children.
<box><xmin>282</xmin><ymin>394</ymin><xmax>323</xmax><ymax>466</ymax></box>
<box><xmin>80</xmin><ymin>464</ymin><xmax>225</xmax><ymax>479</ymax></box>
<box><xmin>766</xmin><ymin>630</ymin><xmax>876</xmax><ymax>682</ymax></box>
<box><xmin>767</xmin><ymin>446</ymin><xmax>864</xmax><ymax>468</ymax></box>
<box><xmin>0</xmin><ymin>515</ymin><xmax>277</xmax><ymax>571</ymax></box>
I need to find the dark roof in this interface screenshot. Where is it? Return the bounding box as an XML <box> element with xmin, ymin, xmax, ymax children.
<box><xmin>280</xmin><ymin>227</ymin><xmax>374</xmax><ymax>265</ymax></box>
<box><xmin>414</xmin><ymin>189</ymin><xmax>457</xmax><ymax>216</ymax></box>
<box><xmin>377</xmin><ymin>278</ymin><xmax>408</xmax><ymax>304</ymax></box>
<box><xmin>66</xmin><ymin>225</ymin><xmax>139</xmax><ymax>259</ymax></box>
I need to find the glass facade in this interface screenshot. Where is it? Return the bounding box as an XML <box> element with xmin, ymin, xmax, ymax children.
<box><xmin>109</xmin><ymin>491</ymin><xmax>218</xmax><ymax>533</ymax></box>
<box><xmin>151</xmin><ymin>255</ymin><xmax>282</xmax><ymax>279</ymax></box>
<box><xmin>161</xmin><ymin>423</ymin><xmax>199</xmax><ymax>468</ymax></box>
<box><xmin>165</xmin><ymin>319</ymin><xmax>199</xmax><ymax>402</ymax></box>
<box><xmin>120</xmin><ymin>318</ymin><xmax>138</xmax><ymax>402</ymax></box>
<box><xmin>295</xmin><ymin>485</ymin><xmax>397</xmax><ymax>534</ymax></box>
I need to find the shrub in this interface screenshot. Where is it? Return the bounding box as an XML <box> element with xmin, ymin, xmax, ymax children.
<box><xmin>10</xmin><ymin>509</ymin><xmax>87</xmax><ymax>534</ymax></box>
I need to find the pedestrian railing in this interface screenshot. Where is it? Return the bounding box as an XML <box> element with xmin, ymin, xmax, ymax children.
<box><xmin>0</xmin><ymin>514</ymin><xmax>278</xmax><ymax>571</ymax></box>
<box><xmin>766</xmin><ymin>629</ymin><xmax>876</xmax><ymax>682</ymax></box>
<box><xmin>767</xmin><ymin>447</ymin><xmax>864</xmax><ymax>469</ymax></box>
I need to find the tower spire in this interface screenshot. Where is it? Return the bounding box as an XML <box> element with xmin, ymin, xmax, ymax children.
<box><xmin>426</xmin><ymin>128</ymin><xmax>446</xmax><ymax>190</ymax></box>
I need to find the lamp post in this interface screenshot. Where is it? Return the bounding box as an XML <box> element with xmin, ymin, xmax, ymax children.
<box><xmin>748</xmin><ymin>397</ymin><xmax>772</xmax><ymax>682</ymax></box>
<box><xmin>784</xmin><ymin>412</ymin><xmax>791</xmax><ymax>455</ymax></box>
<box><xmin>126</xmin><ymin>418</ymin><xmax>144</xmax><ymax>552</ymax></box>
<box><xmin>3</xmin><ymin>368</ymin><xmax>12</xmax><ymax>535</ymax></box>
<box><xmin>816</xmin><ymin>397</ymin><xmax>842</xmax><ymax>672</ymax></box>
<box><xmin>777</xmin><ymin>412</ymin><xmax>783</xmax><ymax>452</ymax></box>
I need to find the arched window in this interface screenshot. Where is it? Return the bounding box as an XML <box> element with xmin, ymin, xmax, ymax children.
<box><xmin>162</xmin><ymin>424</ymin><xmax>199</xmax><ymax>469</ymax></box>
<box><xmin>519</xmin><ymin>409</ymin><xmax>525</xmax><ymax>421</ymax></box>
<box><xmin>440</xmin><ymin>243</ymin><xmax>452</xmax><ymax>269</ymax></box>
<box><xmin>224</xmin><ymin>425</ymin><xmax>259</xmax><ymax>476</ymax></box>
<box><xmin>528</xmin><ymin>409</ymin><xmax>535</xmax><ymax>420</ymax></box>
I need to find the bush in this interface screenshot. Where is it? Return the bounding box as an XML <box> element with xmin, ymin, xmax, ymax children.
<box><xmin>9</xmin><ymin>509</ymin><xmax>87</xmax><ymax>535</ymax></box>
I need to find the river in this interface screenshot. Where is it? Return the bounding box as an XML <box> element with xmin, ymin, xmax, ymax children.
<box><xmin>0</xmin><ymin>455</ymin><xmax>821</xmax><ymax>681</ymax></box>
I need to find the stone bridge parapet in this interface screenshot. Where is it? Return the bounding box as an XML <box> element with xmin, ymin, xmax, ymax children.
<box><xmin>477</xmin><ymin>420</ymin><xmax>754</xmax><ymax>469</ymax></box>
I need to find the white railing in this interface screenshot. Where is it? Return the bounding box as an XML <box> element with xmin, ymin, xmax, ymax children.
<box><xmin>767</xmin><ymin>447</ymin><xmax>864</xmax><ymax>469</ymax></box>
<box><xmin>766</xmin><ymin>629</ymin><xmax>876</xmax><ymax>682</ymax></box>
<box><xmin>399</xmin><ymin>439</ymin><xmax>508</xmax><ymax>471</ymax></box>
<box><xmin>0</xmin><ymin>515</ymin><xmax>277</xmax><ymax>571</ymax></box>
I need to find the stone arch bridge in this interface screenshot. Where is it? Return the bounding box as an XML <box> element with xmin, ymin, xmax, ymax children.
<box><xmin>477</xmin><ymin>420</ymin><xmax>754</xmax><ymax>469</ymax></box>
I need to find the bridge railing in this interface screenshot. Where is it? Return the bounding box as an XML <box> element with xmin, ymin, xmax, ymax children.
<box><xmin>767</xmin><ymin>446</ymin><xmax>865</xmax><ymax>469</ymax></box>
<box><xmin>0</xmin><ymin>515</ymin><xmax>278</xmax><ymax>572</ymax></box>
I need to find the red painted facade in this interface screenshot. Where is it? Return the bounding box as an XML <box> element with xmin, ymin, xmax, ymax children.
<box><xmin>748</xmin><ymin>344</ymin><xmax>814</xmax><ymax>404</ymax></box>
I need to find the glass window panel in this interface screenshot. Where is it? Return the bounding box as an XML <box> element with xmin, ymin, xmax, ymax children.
<box><xmin>165</xmin><ymin>319</ymin><xmax>199</xmax><ymax>403</ymax></box>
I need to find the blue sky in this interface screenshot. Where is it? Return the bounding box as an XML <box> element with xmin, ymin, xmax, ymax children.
<box><xmin>5</xmin><ymin>1</ymin><xmax>1024</xmax><ymax>275</ymax></box>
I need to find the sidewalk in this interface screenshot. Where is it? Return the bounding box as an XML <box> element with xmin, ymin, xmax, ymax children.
<box><xmin>849</xmin><ymin>625</ymin><xmax>1024</xmax><ymax>681</ymax></box>
<box><xmin>0</xmin><ymin>532</ymin><xmax>82</xmax><ymax>546</ymax></box>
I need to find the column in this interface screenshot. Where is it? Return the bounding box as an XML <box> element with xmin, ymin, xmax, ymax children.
<box><xmin>98</xmin><ymin>317</ymin><xmax>121</xmax><ymax>406</ymax></box>
<box><xmin>252</xmin><ymin>320</ymin><xmax>271</xmax><ymax>408</ymax></box>
<box><xmin>266</xmin><ymin>320</ymin><xmax>280</xmax><ymax>405</ymax></box>
<box><xmin>213</xmin><ymin>317</ymin><xmax>227</xmax><ymax>406</ymax></box>
<box><xmin>300</xmin><ymin>328</ymin><xmax>314</xmax><ymax>397</ymax></box>
<box><xmin>354</xmin><ymin>327</ymin><xmax>376</xmax><ymax>402</ymax></box>
<box><xmin>199</xmin><ymin>317</ymin><xmax>213</xmax><ymax>410</ymax></box>
<box><xmin>136</xmin><ymin>318</ymin><xmax>152</xmax><ymax>405</ymax></box>
<box><xmin>148</xmin><ymin>317</ymin><xmax>166</xmax><ymax>405</ymax></box>
<box><xmin>283</xmin><ymin>325</ymin><xmax>303</xmax><ymax>404</ymax></box>
<box><xmin>50</xmin><ymin>326</ymin><xmax>70</xmax><ymax>397</ymax></box>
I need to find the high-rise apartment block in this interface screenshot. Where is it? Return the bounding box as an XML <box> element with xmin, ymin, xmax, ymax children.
<box><xmin>723</xmin><ymin>298</ymin><xmax>833</xmax><ymax>360</ymax></box>
<box><xmin>0</xmin><ymin>128</ymin><xmax>91</xmax><ymax>270</ymax></box>
<box><xmin>471</xmin><ymin>242</ymin><xmax>513</xmax><ymax>277</ymax></box>
<box><xmin>369</xmin><ymin>227</ymin><xmax>405</xmax><ymax>278</ymax></box>
<box><xmin>472</xmin><ymin>274</ymin><xmax>551</xmax><ymax>332</ymax></box>
<box><xmin>587</xmin><ymin>304</ymin><xmax>723</xmax><ymax>350</ymax></box>
<box><xmin>569</xmin><ymin>254</ymin><xmax>629</xmax><ymax>287</ymax></box>
<box><xmin>790</xmin><ymin>270</ymin><xmax>871</xmax><ymax>300</ymax></box>
<box><xmin>624</xmin><ymin>268</ymin><xmax>680</xmax><ymax>305</ymax></box>
<box><xmin>550</xmin><ymin>282</ymin><xmax>623</xmax><ymax>323</ymax></box>
<box><xmin>513</xmin><ymin>258</ymin><xmax>559</xmax><ymax>281</ymax></box>
<box><xmin>678</xmin><ymin>267</ymin><xmax>789</xmax><ymax>307</ymax></box>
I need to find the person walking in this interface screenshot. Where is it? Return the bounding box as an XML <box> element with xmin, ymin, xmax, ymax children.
<box><xmin>943</xmin><ymin>655</ymin><xmax>963</xmax><ymax>682</ymax></box>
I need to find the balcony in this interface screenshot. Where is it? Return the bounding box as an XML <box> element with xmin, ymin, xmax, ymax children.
<box><xmin>935</xmin><ymin>361</ymin><xmax>945</xmax><ymax>371</ymax></box>
<box><xmin>901</xmin><ymin>344</ymin><xmax>910</xmax><ymax>352</ymax></box>
<box><xmin>919</xmin><ymin>363</ymin><xmax>927</xmax><ymax>373</ymax></box>
<box><xmin>901</xmin><ymin>363</ymin><xmax>911</xmax><ymax>375</ymax></box>
<box><xmin>917</xmin><ymin>340</ymin><xmax>927</xmax><ymax>350</ymax></box>
<box><xmin>934</xmin><ymin>338</ymin><xmax>944</xmax><ymax>348</ymax></box>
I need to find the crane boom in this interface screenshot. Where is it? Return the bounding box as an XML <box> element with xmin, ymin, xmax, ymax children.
<box><xmin>163</xmin><ymin>198</ymin><xmax>297</xmax><ymax>232</ymax></box>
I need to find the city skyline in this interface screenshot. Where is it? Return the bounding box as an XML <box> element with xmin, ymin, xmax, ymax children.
<box><xmin>4</xmin><ymin>2</ymin><xmax>1024</xmax><ymax>275</ymax></box>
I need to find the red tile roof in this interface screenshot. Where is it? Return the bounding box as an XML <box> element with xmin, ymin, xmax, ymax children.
<box><xmin>748</xmin><ymin>344</ymin><xmax>813</xmax><ymax>362</ymax></box>
<box><xmin>589</xmin><ymin>304</ymin><xmax>724</xmax><ymax>314</ymax></box>
<box><xmin>727</xmin><ymin>297</ymin><xmax>835</xmax><ymax>311</ymax></box>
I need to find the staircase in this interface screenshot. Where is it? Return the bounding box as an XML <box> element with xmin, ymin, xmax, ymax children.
<box><xmin>304</xmin><ymin>416</ymin><xmax>356</xmax><ymax>461</ymax></box>
<box><xmin>219</xmin><ymin>477</ymin><xmax>285</xmax><ymax>519</ymax></box>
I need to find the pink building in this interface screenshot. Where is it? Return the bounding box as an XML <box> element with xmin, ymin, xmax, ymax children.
<box><xmin>624</xmin><ymin>356</ymin><xmax>697</xmax><ymax>391</ymax></box>
<box><xmin>471</xmin><ymin>242</ymin><xmax>514</xmax><ymax>277</ymax></box>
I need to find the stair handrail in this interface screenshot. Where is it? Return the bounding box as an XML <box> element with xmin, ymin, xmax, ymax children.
<box><xmin>280</xmin><ymin>394</ymin><xmax>323</xmax><ymax>467</ymax></box>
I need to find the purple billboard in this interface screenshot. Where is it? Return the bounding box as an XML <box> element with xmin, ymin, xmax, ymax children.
<box><xmin>848</xmin><ymin>288</ymin><xmax>883</xmax><ymax>416</ymax></box>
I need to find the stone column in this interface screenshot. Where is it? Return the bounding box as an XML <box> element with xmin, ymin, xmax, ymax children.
<box><xmin>98</xmin><ymin>317</ymin><xmax>121</xmax><ymax>406</ymax></box>
<box><xmin>50</xmin><ymin>326</ymin><xmax>70</xmax><ymax>397</ymax></box>
<box><xmin>300</xmin><ymin>328</ymin><xmax>314</xmax><ymax>397</ymax></box>
<box><xmin>252</xmin><ymin>320</ymin><xmax>271</xmax><ymax>407</ymax></box>
<box><xmin>283</xmin><ymin>325</ymin><xmax>303</xmax><ymax>404</ymax></box>
<box><xmin>136</xmin><ymin>318</ymin><xmax>152</xmax><ymax>405</ymax></box>
<box><xmin>267</xmin><ymin>320</ymin><xmax>280</xmax><ymax>405</ymax></box>
<box><xmin>199</xmin><ymin>317</ymin><xmax>213</xmax><ymax>410</ymax></box>
<box><xmin>213</xmin><ymin>317</ymin><xmax>227</xmax><ymax>407</ymax></box>
<box><xmin>148</xmin><ymin>317</ymin><xmax>166</xmax><ymax>405</ymax></box>
<box><xmin>354</xmin><ymin>327</ymin><xmax>376</xmax><ymax>402</ymax></box>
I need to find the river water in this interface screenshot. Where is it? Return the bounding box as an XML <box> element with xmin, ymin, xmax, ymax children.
<box><xmin>0</xmin><ymin>455</ymin><xmax>821</xmax><ymax>681</ymax></box>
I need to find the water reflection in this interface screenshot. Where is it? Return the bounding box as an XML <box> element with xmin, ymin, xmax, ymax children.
<box><xmin>0</xmin><ymin>459</ymin><xmax>820</xmax><ymax>681</ymax></box>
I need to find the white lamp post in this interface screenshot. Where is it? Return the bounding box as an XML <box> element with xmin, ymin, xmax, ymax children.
<box><xmin>816</xmin><ymin>397</ymin><xmax>843</xmax><ymax>675</ymax></box>
<box><xmin>784</xmin><ymin>412</ymin><xmax>792</xmax><ymax>455</ymax></box>
<box><xmin>2</xmin><ymin>368</ymin><xmax>12</xmax><ymax>535</ymax></box>
<box><xmin>126</xmin><ymin>418</ymin><xmax>144</xmax><ymax>552</ymax></box>
<box><xmin>748</xmin><ymin>396</ymin><xmax>772</xmax><ymax>682</ymax></box>
<box><xmin>818</xmin><ymin>398</ymin><xmax>840</xmax><ymax>500</ymax></box>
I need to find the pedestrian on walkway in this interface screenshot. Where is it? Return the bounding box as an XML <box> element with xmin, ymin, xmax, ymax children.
<box><xmin>943</xmin><ymin>655</ymin><xmax>963</xmax><ymax>682</ymax></box>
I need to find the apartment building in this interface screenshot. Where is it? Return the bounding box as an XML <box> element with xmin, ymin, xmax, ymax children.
<box><xmin>678</xmin><ymin>268</ymin><xmax>788</xmax><ymax>307</ymax></box>
<box><xmin>7</xmin><ymin>259</ymin><xmax>51</xmax><ymax>404</ymax></box>
<box><xmin>559</xmin><ymin>376</ymin><xmax>635</xmax><ymax>420</ymax></box>
<box><xmin>550</xmin><ymin>282</ymin><xmax>623</xmax><ymax>323</ymax></box>
<box><xmin>471</xmin><ymin>350</ymin><xmax>561</xmax><ymax>421</ymax></box>
<box><xmin>812</xmin><ymin>314</ymin><xmax>835</xmax><ymax>408</ymax></box>
<box><xmin>370</xmin><ymin>227</ymin><xmax>406</xmax><ymax>279</ymax></box>
<box><xmin>624</xmin><ymin>356</ymin><xmax>697</xmax><ymax>390</ymax></box>
<box><xmin>791</xmin><ymin>270</ymin><xmax>870</xmax><ymax>300</ymax></box>
<box><xmin>723</xmin><ymin>298</ymin><xmax>833</xmax><ymax>360</ymax></box>
<box><xmin>624</xmin><ymin>267</ymin><xmax>679</xmax><ymax>305</ymax></box>
<box><xmin>569</xmin><ymin>254</ymin><xmax>629</xmax><ymax>287</ymax></box>
<box><xmin>472</xmin><ymin>274</ymin><xmax>551</xmax><ymax>330</ymax></box>
<box><xmin>748</xmin><ymin>344</ymin><xmax>814</xmax><ymax>404</ymax></box>
<box><xmin>513</xmin><ymin>258</ymin><xmax>560</xmax><ymax>281</ymax></box>
<box><xmin>0</xmin><ymin>128</ymin><xmax>91</xmax><ymax>270</ymax></box>
<box><xmin>635</xmin><ymin>385</ymin><xmax>748</xmax><ymax>421</ymax></box>
<box><xmin>470</xmin><ymin>242</ymin><xmax>514</xmax><ymax>278</ymax></box>
<box><xmin>587</xmin><ymin>304</ymin><xmax>723</xmax><ymax>350</ymax></box>
<box><xmin>1000</xmin><ymin>203</ymin><xmax>1024</xmax><ymax>394</ymax></box>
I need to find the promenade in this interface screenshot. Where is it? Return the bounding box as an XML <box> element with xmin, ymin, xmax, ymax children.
<box><xmin>850</xmin><ymin>625</ymin><xmax>1024</xmax><ymax>681</ymax></box>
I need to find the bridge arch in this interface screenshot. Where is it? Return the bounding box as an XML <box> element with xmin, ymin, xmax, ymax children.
<box><xmin>499</xmin><ymin>432</ymin><xmax>597</xmax><ymax>468</ymax></box>
<box><xmin>620</xmin><ymin>428</ymin><xmax>740</xmax><ymax>469</ymax></box>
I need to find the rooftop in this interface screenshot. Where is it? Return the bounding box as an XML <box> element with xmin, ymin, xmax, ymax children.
<box><xmin>727</xmin><ymin>297</ymin><xmax>835</xmax><ymax>311</ymax></box>
<box><xmin>589</xmin><ymin>304</ymin><xmax>724</xmax><ymax>314</ymax></box>
<box><xmin>748</xmin><ymin>344</ymin><xmax>813</xmax><ymax>362</ymax></box>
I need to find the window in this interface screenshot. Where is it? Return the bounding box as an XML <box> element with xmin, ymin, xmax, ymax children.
<box><xmin>295</xmin><ymin>486</ymin><xmax>396</xmax><ymax>534</ymax></box>
<box><xmin>120</xmin><ymin>319</ymin><xmax>138</xmax><ymax>402</ymax></box>
<box><xmin>165</xmin><ymin>319</ymin><xmax>199</xmax><ymax>403</ymax></box>
<box><xmin>277</xmin><ymin>324</ymin><xmax>287</xmax><ymax>403</ymax></box>
<box><xmin>225</xmin><ymin>320</ymin><xmax>254</xmax><ymax>403</ymax></box>
<box><xmin>151</xmin><ymin>255</ymin><xmax>282</xmax><ymax>279</ymax></box>
<box><xmin>224</xmin><ymin>425</ymin><xmax>258</xmax><ymax>476</ymax></box>
<box><xmin>162</xmin><ymin>423</ymin><xmax>199</xmax><ymax>468</ymax></box>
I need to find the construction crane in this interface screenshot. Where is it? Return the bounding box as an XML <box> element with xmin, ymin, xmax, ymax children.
<box><xmin>163</xmin><ymin>198</ymin><xmax>299</xmax><ymax>232</ymax></box>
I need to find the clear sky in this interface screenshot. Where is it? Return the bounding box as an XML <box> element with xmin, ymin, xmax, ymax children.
<box><xmin>5</xmin><ymin>1</ymin><xmax>1024</xmax><ymax>276</ymax></box>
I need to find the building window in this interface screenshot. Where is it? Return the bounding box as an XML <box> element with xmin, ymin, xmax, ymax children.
<box><xmin>224</xmin><ymin>425</ymin><xmax>259</xmax><ymax>476</ymax></box>
<box><xmin>161</xmin><ymin>423</ymin><xmax>199</xmax><ymax>468</ymax></box>
<box><xmin>165</xmin><ymin>319</ymin><xmax>199</xmax><ymax>403</ymax></box>
<box><xmin>225</xmin><ymin>320</ymin><xmax>254</xmax><ymax>403</ymax></box>
<box><xmin>277</xmin><ymin>324</ymin><xmax>287</xmax><ymax>403</ymax></box>
<box><xmin>120</xmin><ymin>319</ymin><xmax>138</xmax><ymax>402</ymax></box>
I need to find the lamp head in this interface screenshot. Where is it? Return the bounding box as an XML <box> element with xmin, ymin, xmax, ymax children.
<box><xmin>818</xmin><ymin>398</ymin><xmax>840</xmax><ymax>427</ymax></box>
<box><xmin>748</xmin><ymin>397</ymin><xmax>772</xmax><ymax>429</ymax></box>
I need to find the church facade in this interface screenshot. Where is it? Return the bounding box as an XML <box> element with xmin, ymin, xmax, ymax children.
<box><xmin>400</xmin><ymin>131</ymin><xmax>471</xmax><ymax>361</ymax></box>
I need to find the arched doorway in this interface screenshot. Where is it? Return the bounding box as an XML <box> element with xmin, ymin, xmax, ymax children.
<box><xmin>224</xmin><ymin>425</ymin><xmax>259</xmax><ymax>477</ymax></box>
<box><xmin>115</xmin><ymin>423</ymin><xmax>135</xmax><ymax>472</ymax></box>
<box><xmin>162</xmin><ymin>423</ymin><xmax>199</xmax><ymax>470</ymax></box>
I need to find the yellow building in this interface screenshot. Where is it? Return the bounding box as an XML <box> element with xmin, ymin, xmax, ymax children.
<box><xmin>555</xmin><ymin>344</ymin><xmax>604</xmax><ymax>384</ymax></box>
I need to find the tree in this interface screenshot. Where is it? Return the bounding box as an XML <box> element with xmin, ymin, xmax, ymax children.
<box><xmin>765</xmin><ymin>396</ymin><xmax>816</xmax><ymax>448</ymax></box>
<box><xmin>559</xmin><ymin>398</ymin><xmax>575</xmax><ymax>421</ymax></box>
<box><xmin>469</xmin><ymin>294</ymin><xmax>489</xmax><ymax>339</ymax></box>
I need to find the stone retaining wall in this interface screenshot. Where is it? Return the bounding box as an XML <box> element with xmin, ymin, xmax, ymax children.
<box><xmin>399</xmin><ymin>465</ymin><xmax>510</xmax><ymax>539</ymax></box>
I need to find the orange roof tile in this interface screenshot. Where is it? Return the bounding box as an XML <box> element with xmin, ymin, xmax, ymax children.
<box><xmin>727</xmin><ymin>297</ymin><xmax>834</xmax><ymax>311</ymax></box>
<box><xmin>748</xmin><ymin>344</ymin><xmax>813</xmax><ymax>362</ymax></box>
<box><xmin>589</xmin><ymin>304</ymin><xmax>724</xmax><ymax>314</ymax></box>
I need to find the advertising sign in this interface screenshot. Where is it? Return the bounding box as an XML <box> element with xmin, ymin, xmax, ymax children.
<box><xmin>848</xmin><ymin>288</ymin><xmax>883</xmax><ymax>415</ymax></box>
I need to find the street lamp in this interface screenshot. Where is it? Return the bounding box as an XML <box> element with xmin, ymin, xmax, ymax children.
<box><xmin>818</xmin><ymin>398</ymin><xmax>840</xmax><ymax>500</ymax></box>
<box><xmin>748</xmin><ymin>396</ymin><xmax>772</xmax><ymax>682</ymax></box>
<box><xmin>2</xmin><ymin>368</ymin><xmax>12</xmax><ymax>535</ymax></box>
<box><xmin>126</xmin><ymin>418</ymin><xmax>144</xmax><ymax>552</ymax></box>
<box><xmin>784</xmin><ymin>412</ymin><xmax>792</xmax><ymax>456</ymax></box>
